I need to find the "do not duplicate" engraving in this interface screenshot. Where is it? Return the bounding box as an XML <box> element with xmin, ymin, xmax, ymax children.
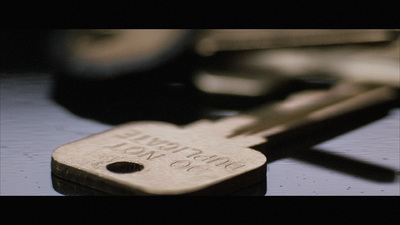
<box><xmin>103</xmin><ymin>129</ymin><xmax>247</xmax><ymax>172</ymax></box>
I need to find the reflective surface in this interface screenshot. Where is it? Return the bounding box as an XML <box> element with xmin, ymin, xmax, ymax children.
<box><xmin>1</xmin><ymin>73</ymin><xmax>399</xmax><ymax>195</ymax></box>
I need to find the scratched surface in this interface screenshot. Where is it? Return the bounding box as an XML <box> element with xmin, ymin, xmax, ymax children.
<box><xmin>1</xmin><ymin>73</ymin><xmax>399</xmax><ymax>195</ymax></box>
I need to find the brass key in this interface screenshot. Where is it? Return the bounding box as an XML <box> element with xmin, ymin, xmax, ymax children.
<box><xmin>51</xmin><ymin>82</ymin><xmax>398</xmax><ymax>195</ymax></box>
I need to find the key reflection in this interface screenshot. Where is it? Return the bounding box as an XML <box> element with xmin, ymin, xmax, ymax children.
<box><xmin>51</xmin><ymin>173</ymin><xmax>267</xmax><ymax>196</ymax></box>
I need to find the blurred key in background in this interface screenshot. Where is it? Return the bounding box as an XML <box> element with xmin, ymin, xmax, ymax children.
<box><xmin>2</xmin><ymin>29</ymin><xmax>399</xmax><ymax>123</ymax></box>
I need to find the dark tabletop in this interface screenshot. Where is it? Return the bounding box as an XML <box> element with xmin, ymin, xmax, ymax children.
<box><xmin>1</xmin><ymin>72</ymin><xmax>398</xmax><ymax>195</ymax></box>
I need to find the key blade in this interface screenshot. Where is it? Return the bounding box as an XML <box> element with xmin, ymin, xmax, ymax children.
<box><xmin>228</xmin><ymin>83</ymin><xmax>372</xmax><ymax>137</ymax></box>
<box><xmin>205</xmin><ymin>82</ymin><xmax>397</xmax><ymax>148</ymax></box>
<box><xmin>257</xmin><ymin>85</ymin><xmax>398</xmax><ymax>140</ymax></box>
<box><xmin>211</xmin><ymin>82</ymin><xmax>371</xmax><ymax>138</ymax></box>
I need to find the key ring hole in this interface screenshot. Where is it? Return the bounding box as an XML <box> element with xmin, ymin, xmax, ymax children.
<box><xmin>106</xmin><ymin>161</ymin><xmax>144</xmax><ymax>174</ymax></box>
